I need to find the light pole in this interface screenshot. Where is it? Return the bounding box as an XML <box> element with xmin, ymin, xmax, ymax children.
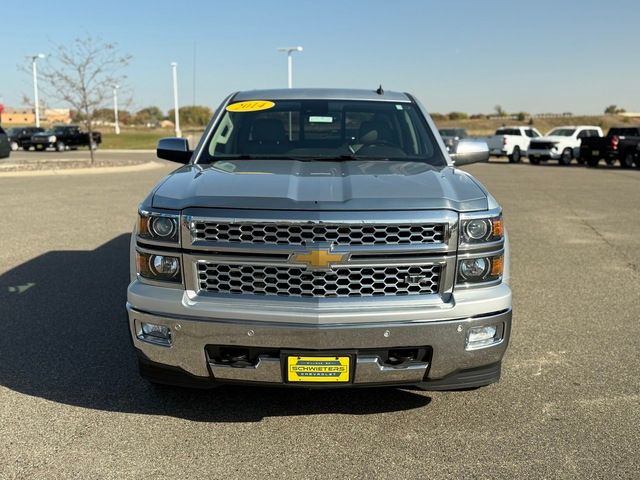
<box><xmin>277</xmin><ymin>46</ymin><xmax>303</xmax><ymax>88</ymax></box>
<box><xmin>30</xmin><ymin>53</ymin><xmax>46</xmax><ymax>127</ymax></box>
<box><xmin>113</xmin><ymin>84</ymin><xmax>120</xmax><ymax>135</ymax></box>
<box><xmin>171</xmin><ymin>62</ymin><xmax>181</xmax><ymax>138</ymax></box>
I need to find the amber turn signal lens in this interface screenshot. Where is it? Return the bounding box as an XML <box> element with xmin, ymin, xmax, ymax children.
<box><xmin>490</xmin><ymin>255</ymin><xmax>504</xmax><ymax>277</ymax></box>
<box><xmin>138</xmin><ymin>215</ymin><xmax>150</xmax><ymax>236</ymax></box>
<box><xmin>491</xmin><ymin>218</ymin><xmax>504</xmax><ymax>238</ymax></box>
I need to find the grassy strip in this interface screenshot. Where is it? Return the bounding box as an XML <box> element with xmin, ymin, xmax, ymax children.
<box><xmin>100</xmin><ymin>128</ymin><xmax>204</xmax><ymax>150</ymax></box>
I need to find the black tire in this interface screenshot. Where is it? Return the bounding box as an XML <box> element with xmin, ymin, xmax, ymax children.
<box><xmin>620</xmin><ymin>152</ymin><xmax>634</xmax><ymax>169</ymax></box>
<box><xmin>559</xmin><ymin>147</ymin><xmax>573</xmax><ymax>166</ymax></box>
<box><xmin>576</xmin><ymin>157</ymin><xmax>585</xmax><ymax>165</ymax></box>
<box><xmin>529</xmin><ymin>156</ymin><xmax>540</xmax><ymax>165</ymax></box>
<box><xmin>55</xmin><ymin>141</ymin><xmax>65</xmax><ymax>152</ymax></box>
<box><xmin>508</xmin><ymin>147</ymin><xmax>521</xmax><ymax>163</ymax></box>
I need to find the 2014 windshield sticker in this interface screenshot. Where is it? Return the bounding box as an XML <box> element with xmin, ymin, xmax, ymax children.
<box><xmin>226</xmin><ymin>100</ymin><xmax>275</xmax><ymax>112</ymax></box>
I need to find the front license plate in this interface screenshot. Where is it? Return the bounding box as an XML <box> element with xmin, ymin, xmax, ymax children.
<box><xmin>287</xmin><ymin>355</ymin><xmax>350</xmax><ymax>383</ymax></box>
<box><xmin>592</xmin><ymin>150</ymin><xmax>600</xmax><ymax>156</ymax></box>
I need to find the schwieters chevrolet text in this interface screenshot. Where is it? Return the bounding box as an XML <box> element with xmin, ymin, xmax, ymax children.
<box><xmin>128</xmin><ymin>88</ymin><xmax>512</xmax><ymax>390</ymax></box>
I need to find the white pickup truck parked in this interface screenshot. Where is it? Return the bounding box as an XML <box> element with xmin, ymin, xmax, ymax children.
<box><xmin>528</xmin><ymin>126</ymin><xmax>603</xmax><ymax>165</ymax></box>
<box><xmin>485</xmin><ymin>126</ymin><xmax>542</xmax><ymax>163</ymax></box>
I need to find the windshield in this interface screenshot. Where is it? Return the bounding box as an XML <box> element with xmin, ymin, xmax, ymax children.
<box><xmin>201</xmin><ymin>99</ymin><xmax>446</xmax><ymax>166</ymax></box>
<box><xmin>548</xmin><ymin>128</ymin><xmax>576</xmax><ymax>137</ymax></box>
<box><xmin>42</xmin><ymin>127</ymin><xmax>66</xmax><ymax>135</ymax></box>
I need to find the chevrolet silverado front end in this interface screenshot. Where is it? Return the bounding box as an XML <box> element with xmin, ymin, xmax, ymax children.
<box><xmin>127</xmin><ymin>88</ymin><xmax>512</xmax><ymax>390</ymax></box>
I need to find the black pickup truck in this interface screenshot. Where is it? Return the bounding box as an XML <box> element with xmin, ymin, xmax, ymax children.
<box><xmin>579</xmin><ymin>126</ymin><xmax>640</xmax><ymax>168</ymax></box>
<box><xmin>27</xmin><ymin>125</ymin><xmax>102</xmax><ymax>152</ymax></box>
<box><xmin>6</xmin><ymin>127</ymin><xmax>44</xmax><ymax>150</ymax></box>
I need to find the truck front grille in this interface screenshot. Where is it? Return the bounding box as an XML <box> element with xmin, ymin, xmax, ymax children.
<box><xmin>529</xmin><ymin>141</ymin><xmax>554</xmax><ymax>150</ymax></box>
<box><xmin>192</xmin><ymin>222</ymin><xmax>445</xmax><ymax>246</ymax></box>
<box><xmin>197</xmin><ymin>262</ymin><xmax>441</xmax><ymax>298</ymax></box>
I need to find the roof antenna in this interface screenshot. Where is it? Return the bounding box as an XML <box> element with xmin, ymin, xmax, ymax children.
<box><xmin>376</xmin><ymin>85</ymin><xmax>384</xmax><ymax>95</ymax></box>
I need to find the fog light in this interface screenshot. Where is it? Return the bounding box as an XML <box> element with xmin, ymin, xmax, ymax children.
<box><xmin>466</xmin><ymin>325</ymin><xmax>498</xmax><ymax>349</ymax></box>
<box><xmin>150</xmin><ymin>255</ymin><xmax>180</xmax><ymax>277</ymax></box>
<box><xmin>459</xmin><ymin>258</ymin><xmax>489</xmax><ymax>280</ymax></box>
<box><xmin>139</xmin><ymin>322</ymin><xmax>172</xmax><ymax>345</ymax></box>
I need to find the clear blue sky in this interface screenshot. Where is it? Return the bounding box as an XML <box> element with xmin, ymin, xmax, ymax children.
<box><xmin>1</xmin><ymin>0</ymin><xmax>639</xmax><ymax>115</ymax></box>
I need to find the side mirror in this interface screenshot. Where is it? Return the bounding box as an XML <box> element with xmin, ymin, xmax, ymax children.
<box><xmin>157</xmin><ymin>137</ymin><xmax>192</xmax><ymax>164</ymax></box>
<box><xmin>450</xmin><ymin>139</ymin><xmax>489</xmax><ymax>166</ymax></box>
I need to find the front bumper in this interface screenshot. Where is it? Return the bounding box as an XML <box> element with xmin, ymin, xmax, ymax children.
<box><xmin>127</xmin><ymin>296</ymin><xmax>512</xmax><ymax>388</ymax></box>
<box><xmin>528</xmin><ymin>149</ymin><xmax>560</xmax><ymax>160</ymax></box>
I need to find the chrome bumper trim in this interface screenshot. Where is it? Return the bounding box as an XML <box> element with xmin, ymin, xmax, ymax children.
<box><xmin>128</xmin><ymin>305</ymin><xmax>511</xmax><ymax>382</ymax></box>
<box><xmin>208</xmin><ymin>355</ymin><xmax>429</xmax><ymax>385</ymax></box>
<box><xmin>353</xmin><ymin>357</ymin><xmax>429</xmax><ymax>384</ymax></box>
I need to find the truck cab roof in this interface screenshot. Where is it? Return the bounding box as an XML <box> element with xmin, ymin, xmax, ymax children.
<box><xmin>232</xmin><ymin>88</ymin><xmax>412</xmax><ymax>103</ymax></box>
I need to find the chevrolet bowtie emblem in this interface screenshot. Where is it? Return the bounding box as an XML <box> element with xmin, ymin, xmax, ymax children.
<box><xmin>291</xmin><ymin>249</ymin><xmax>347</xmax><ymax>270</ymax></box>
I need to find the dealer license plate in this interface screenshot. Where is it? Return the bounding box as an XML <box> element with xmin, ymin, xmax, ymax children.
<box><xmin>592</xmin><ymin>150</ymin><xmax>600</xmax><ymax>156</ymax></box>
<box><xmin>287</xmin><ymin>355</ymin><xmax>351</xmax><ymax>383</ymax></box>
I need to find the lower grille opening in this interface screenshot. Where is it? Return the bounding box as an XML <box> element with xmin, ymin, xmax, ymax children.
<box><xmin>206</xmin><ymin>345</ymin><xmax>432</xmax><ymax>368</ymax></box>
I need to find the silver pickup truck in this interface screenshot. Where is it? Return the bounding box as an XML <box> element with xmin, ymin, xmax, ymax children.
<box><xmin>128</xmin><ymin>88</ymin><xmax>512</xmax><ymax>390</ymax></box>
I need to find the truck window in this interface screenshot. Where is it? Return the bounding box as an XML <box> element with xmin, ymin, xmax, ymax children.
<box><xmin>496</xmin><ymin>128</ymin><xmax>520</xmax><ymax>136</ymax></box>
<box><xmin>203</xmin><ymin>100</ymin><xmax>446</xmax><ymax>166</ymax></box>
<box><xmin>525</xmin><ymin>129</ymin><xmax>539</xmax><ymax>138</ymax></box>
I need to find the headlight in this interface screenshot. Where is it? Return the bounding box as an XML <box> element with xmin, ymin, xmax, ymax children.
<box><xmin>460</xmin><ymin>214</ymin><xmax>503</xmax><ymax>244</ymax></box>
<box><xmin>48</xmin><ymin>135</ymin><xmax>56</xmax><ymax>142</ymax></box>
<box><xmin>136</xmin><ymin>251</ymin><xmax>182</xmax><ymax>283</ymax></box>
<box><xmin>138</xmin><ymin>210</ymin><xmax>179</xmax><ymax>243</ymax></box>
<box><xmin>457</xmin><ymin>254</ymin><xmax>503</xmax><ymax>286</ymax></box>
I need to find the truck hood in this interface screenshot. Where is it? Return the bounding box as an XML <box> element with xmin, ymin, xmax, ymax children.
<box><xmin>530</xmin><ymin>136</ymin><xmax>570</xmax><ymax>143</ymax></box>
<box><xmin>151</xmin><ymin>159</ymin><xmax>488</xmax><ymax>212</ymax></box>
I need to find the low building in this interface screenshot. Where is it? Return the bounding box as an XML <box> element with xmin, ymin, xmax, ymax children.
<box><xmin>3</xmin><ymin>108</ymin><xmax>35</xmax><ymax>125</ymax></box>
<box><xmin>45</xmin><ymin>108</ymin><xmax>71</xmax><ymax>124</ymax></box>
<box><xmin>1</xmin><ymin>107</ymin><xmax>71</xmax><ymax>125</ymax></box>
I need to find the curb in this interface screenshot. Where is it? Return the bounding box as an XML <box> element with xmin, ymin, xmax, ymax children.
<box><xmin>0</xmin><ymin>161</ymin><xmax>165</xmax><ymax>178</ymax></box>
<box><xmin>99</xmin><ymin>149</ymin><xmax>156</xmax><ymax>153</ymax></box>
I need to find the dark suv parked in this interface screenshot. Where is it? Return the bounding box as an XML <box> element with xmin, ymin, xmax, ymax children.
<box><xmin>6</xmin><ymin>127</ymin><xmax>44</xmax><ymax>151</ymax></box>
<box><xmin>29</xmin><ymin>125</ymin><xmax>102</xmax><ymax>151</ymax></box>
<box><xmin>0</xmin><ymin>127</ymin><xmax>11</xmax><ymax>158</ymax></box>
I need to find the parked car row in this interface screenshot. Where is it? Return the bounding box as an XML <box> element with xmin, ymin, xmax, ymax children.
<box><xmin>0</xmin><ymin>125</ymin><xmax>101</xmax><ymax>157</ymax></box>
<box><xmin>440</xmin><ymin>125</ymin><xmax>640</xmax><ymax>168</ymax></box>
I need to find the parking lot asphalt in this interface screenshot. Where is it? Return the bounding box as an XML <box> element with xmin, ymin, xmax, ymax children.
<box><xmin>1</xmin><ymin>154</ymin><xmax>639</xmax><ymax>479</ymax></box>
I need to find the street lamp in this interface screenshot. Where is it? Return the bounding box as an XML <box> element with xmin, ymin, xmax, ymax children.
<box><xmin>30</xmin><ymin>53</ymin><xmax>46</xmax><ymax>127</ymax></box>
<box><xmin>277</xmin><ymin>46</ymin><xmax>303</xmax><ymax>88</ymax></box>
<box><xmin>113</xmin><ymin>84</ymin><xmax>120</xmax><ymax>135</ymax></box>
<box><xmin>170</xmin><ymin>62</ymin><xmax>181</xmax><ymax>138</ymax></box>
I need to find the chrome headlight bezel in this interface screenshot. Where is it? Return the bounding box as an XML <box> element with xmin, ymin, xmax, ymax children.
<box><xmin>456</xmin><ymin>251</ymin><xmax>504</xmax><ymax>288</ymax></box>
<box><xmin>135</xmin><ymin>248</ymin><xmax>183</xmax><ymax>286</ymax></box>
<box><xmin>459</xmin><ymin>210</ymin><xmax>504</xmax><ymax>248</ymax></box>
<box><xmin>138</xmin><ymin>209</ymin><xmax>180</xmax><ymax>244</ymax></box>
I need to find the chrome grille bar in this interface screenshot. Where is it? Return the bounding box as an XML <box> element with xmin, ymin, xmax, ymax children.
<box><xmin>197</xmin><ymin>262</ymin><xmax>441</xmax><ymax>298</ymax></box>
<box><xmin>192</xmin><ymin>221</ymin><xmax>445</xmax><ymax>246</ymax></box>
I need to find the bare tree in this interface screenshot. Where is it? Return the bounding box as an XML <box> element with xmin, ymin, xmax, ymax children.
<box><xmin>40</xmin><ymin>37</ymin><xmax>131</xmax><ymax>164</ymax></box>
<box><xmin>494</xmin><ymin>105</ymin><xmax>506</xmax><ymax>117</ymax></box>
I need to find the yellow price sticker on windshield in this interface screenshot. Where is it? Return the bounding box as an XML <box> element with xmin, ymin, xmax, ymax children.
<box><xmin>226</xmin><ymin>100</ymin><xmax>275</xmax><ymax>112</ymax></box>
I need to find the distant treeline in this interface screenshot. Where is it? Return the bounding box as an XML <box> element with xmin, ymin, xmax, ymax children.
<box><xmin>72</xmin><ymin>105</ymin><xmax>213</xmax><ymax>127</ymax></box>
